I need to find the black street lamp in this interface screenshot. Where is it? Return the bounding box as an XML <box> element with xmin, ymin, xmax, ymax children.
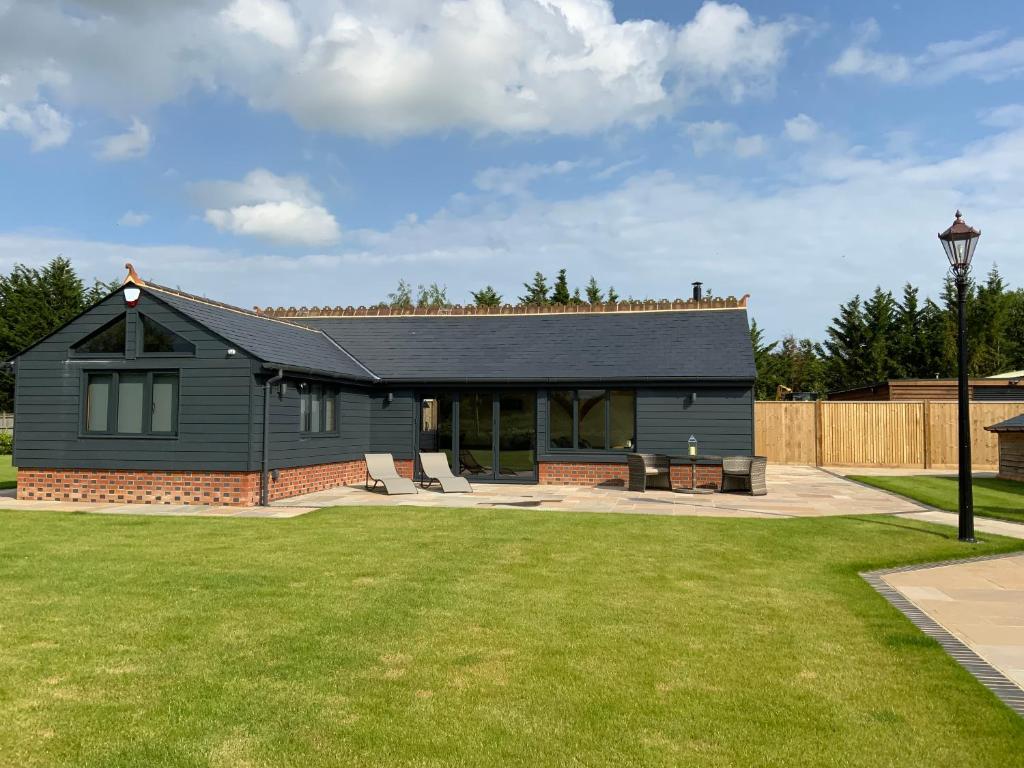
<box><xmin>938</xmin><ymin>210</ymin><xmax>981</xmax><ymax>542</ymax></box>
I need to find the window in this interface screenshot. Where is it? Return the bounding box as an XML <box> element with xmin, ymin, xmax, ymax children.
<box><xmin>548</xmin><ymin>390</ymin><xmax>574</xmax><ymax>448</ymax></box>
<box><xmin>140</xmin><ymin>314</ymin><xmax>195</xmax><ymax>355</ymax></box>
<box><xmin>83</xmin><ymin>371</ymin><xmax>179</xmax><ymax>436</ymax></box>
<box><xmin>73</xmin><ymin>315</ymin><xmax>126</xmax><ymax>355</ymax></box>
<box><xmin>548</xmin><ymin>389</ymin><xmax>635</xmax><ymax>451</ymax></box>
<box><xmin>299</xmin><ymin>382</ymin><xmax>338</xmax><ymax>434</ymax></box>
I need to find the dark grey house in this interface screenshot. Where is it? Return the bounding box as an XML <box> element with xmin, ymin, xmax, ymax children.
<box><xmin>11</xmin><ymin>269</ymin><xmax>755</xmax><ymax>505</ymax></box>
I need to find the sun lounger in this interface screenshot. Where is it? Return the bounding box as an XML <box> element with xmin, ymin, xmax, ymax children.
<box><xmin>364</xmin><ymin>453</ymin><xmax>417</xmax><ymax>495</ymax></box>
<box><xmin>419</xmin><ymin>452</ymin><xmax>473</xmax><ymax>493</ymax></box>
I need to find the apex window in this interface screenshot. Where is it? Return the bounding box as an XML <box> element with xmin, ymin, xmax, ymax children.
<box><xmin>84</xmin><ymin>371</ymin><xmax>179</xmax><ymax>436</ymax></box>
<box><xmin>548</xmin><ymin>389</ymin><xmax>635</xmax><ymax>451</ymax></box>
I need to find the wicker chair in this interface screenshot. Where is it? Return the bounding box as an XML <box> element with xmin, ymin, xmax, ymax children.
<box><xmin>721</xmin><ymin>456</ymin><xmax>768</xmax><ymax>496</ymax></box>
<box><xmin>627</xmin><ymin>453</ymin><xmax>672</xmax><ymax>492</ymax></box>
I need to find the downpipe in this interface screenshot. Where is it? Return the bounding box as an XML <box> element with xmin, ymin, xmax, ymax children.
<box><xmin>261</xmin><ymin>368</ymin><xmax>285</xmax><ymax>506</ymax></box>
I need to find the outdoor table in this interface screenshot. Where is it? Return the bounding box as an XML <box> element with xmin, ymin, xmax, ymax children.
<box><xmin>674</xmin><ymin>454</ymin><xmax>721</xmax><ymax>495</ymax></box>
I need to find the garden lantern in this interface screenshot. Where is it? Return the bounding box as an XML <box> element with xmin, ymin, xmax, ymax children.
<box><xmin>938</xmin><ymin>210</ymin><xmax>980</xmax><ymax>542</ymax></box>
<box><xmin>688</xmin><ymin>434</ymin><xmax>698</xmax><ymax>458</ymax></box>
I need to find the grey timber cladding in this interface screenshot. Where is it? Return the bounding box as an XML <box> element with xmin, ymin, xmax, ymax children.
<box><xmin>13</xmin><ymin>292</ymin><xmax>256</xmax><ymax>471</ymax></box>
<box><xmin>297</xmin><ymin>309</ymin><xmax>755</xmax><ymax>383</ymax></box>
<box><xmin>148</xmin><ymin>286</ymin><xmax>376</xmax><ymax>382</ymax></box>
<box><xmin>250</xmin><ymin>377</ymin><xmax>371</xmax><ymax>469</ymax></box>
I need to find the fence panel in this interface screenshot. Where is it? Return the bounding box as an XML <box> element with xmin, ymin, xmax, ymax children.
<box><xmin>753</xmin><ymin>402</ymin><xmax>817</xmax><ymax>465</ymax></box>
<box><xmin>0</xmin><ymin>412</ymin><xmax>11</xmax><ymax>434</ymax></box>
<box><xmin>819</xmin><ymin>402</ymin><xmax>925</xmax><ymax>467</ymax></box>
<box><xmin>927</xmin><ymin>401</ymin><xmax>1020</xmax><ymax>470</ymax></box>
<box><xmin>754</xmin><ymin>400</ymin><xmax>1020</xmax><ymax>468</ymax></box>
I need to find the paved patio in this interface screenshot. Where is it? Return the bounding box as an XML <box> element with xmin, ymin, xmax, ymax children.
<box><xmin>272</xmin><ymin>464</ymin><xmax>925</xmax><ymax>517</ymax></box>
<box><xmin>883</xmin><ymin>554</ymin><xmax>1024</xmax><ymax>693</ymax></box>
<box><xmin>0</xmin><ymin>465</ymin><xmax>924</xmax><ymax>519</ymax></box>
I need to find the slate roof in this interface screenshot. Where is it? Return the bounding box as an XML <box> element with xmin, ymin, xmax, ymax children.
<box><xmin>146</xmin><ymin>285</ymin><xmax>377</xmax><ymax>382</ymax></box>
<box><xmin>295</xmin><ymin>309</ymin><xmax>755</xmax><ymax>383</ymax></box>
<box><xmin>986</xmin><ymin>413</ymin><xmax>1024</xmax><ymax>432</ymax></box>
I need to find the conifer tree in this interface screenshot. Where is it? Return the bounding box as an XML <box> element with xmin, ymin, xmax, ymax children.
<box><xmin>518</xmin><ymin>271</ymin><xmax>550</xmax><ymax>306</ymax></box>
<box><xmin>551</xmin><ymin>268</ymin><xmax>571</xmax><ymax>304</ymax></box>
<box><xmin>585</xmin><ymin>276</ymin><xmax>603</xmax><ymax>304</ymax></box>
<box><xmin>471</xmin><ymin>285</ymin><xmax>502</xmax><ymax>307</ymax></box>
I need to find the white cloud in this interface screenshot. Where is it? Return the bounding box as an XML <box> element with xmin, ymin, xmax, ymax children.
<box><xmin>674</xmin><ymin>1</ymin><xmax>803</xmax><ymax>103</ymax></box>
<box><xmin>96</xmin><ymin>117</ymin><xmax>152</xmax><ymax>161</ymax></box>
<box><xmin>0</xmin><ymin>1</ymin><xmax>806</xmax><ymax>138</ymax></box>
<box><xmin>0</xmin><ymin>101</ymin><xmax>72</xmax><ymax>150</ymax></box>
<box><xmin>830</xmin><ymin>20</ymin><xmax>1024</xmax><ymax>85</ymax></box>
<box><xmin>220</xmin><ymin>0</ymin><xmax>300</xmax><ymax>49</ymax></box>
<box><xmin>684</xmin><ymin>121</ymin><xmax>764</xmax><ymax>158</ymax></box>
<box><xmin>473</xmin><ymin>160</ymin><xmax>579</xmax><ymax>196</ymax></box>
<box><xmin>783</xmin><ymin>113</ymin><xmax>819</xmax><ymax>142</ymax></box>
<box><xmin>196</xmin><ymin>169</ymin><xmax>341</xmax><ymax>246</ymax></box>
<box><xmin>829</xmin><ymin>19</ymin><xmax>911</xmax><ymax>82</ymax></box>
<box><xmin>118</xmin><ymin>211</ymin><xmax>150</xmax><ymax>227</ymax></box>
<box><xmin>733</xmin><ymin>134</ymin><xmax>766</xmax><ymax>157</ymax></box>
<box><xmin>5</xmin><ymin>121</ymin><xmax>1024</xmax><ymax>340</ymax></box>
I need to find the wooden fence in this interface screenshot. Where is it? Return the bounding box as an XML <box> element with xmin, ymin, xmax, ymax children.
<box><xmin>0</xmin><ymin>412</ymin><xmax>11</xmax><ymax>434</ymax></box>
<box><xmin>754</xmin><ymin>401</ymin><xmax>1022</xmax><ymax>469</ymax></box>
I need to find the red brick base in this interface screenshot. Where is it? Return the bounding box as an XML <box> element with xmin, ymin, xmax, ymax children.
<box><xmin>538</xmin><ymin>461</ymin><xmax>722</xmax><ymax>490</ymax></box>
<box><xmin>16</xmin><ymin>459</ymin><xmax>416</xmax><ymax>507</ymax></box>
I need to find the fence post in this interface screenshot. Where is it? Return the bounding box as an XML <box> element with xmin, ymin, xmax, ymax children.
<box><xmin>814</xmin><ymin>400</ymin><xmax>823</xmax><ymax>467</ymax></box>
<box><xmin>922</xmin><ymin>400</ymin><xmax>931</xmax><ymax>469</ymax></box>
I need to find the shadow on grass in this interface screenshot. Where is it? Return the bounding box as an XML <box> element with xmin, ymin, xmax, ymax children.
<box><xmin>848</xmin><ymin>515</ymin><xmax>958</xmax><ymax>540</ymax></box>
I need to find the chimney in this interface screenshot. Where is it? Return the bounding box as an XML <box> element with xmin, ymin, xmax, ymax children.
<box><xmin>691</xmin><ymin>281</ymin><xmax>703</xmax><ymax>301</ymax></box>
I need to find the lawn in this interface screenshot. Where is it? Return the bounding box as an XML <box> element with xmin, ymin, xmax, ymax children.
<box><xmin>851</xmin><ymin>475</ymin><xmax>1024</xmax><ymax>525</ymax></box>
<box><xmin>0</xmin><ymin>455</ymin><xmax>15</xmax><ymax>489</ymax></box>
<box><xmin>1</xmin><ymin>508</ymin><xmax>1023</xmax><ymax>767</ymax></box>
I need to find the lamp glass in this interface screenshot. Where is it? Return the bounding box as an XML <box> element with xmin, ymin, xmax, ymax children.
<box><xmin>123</xmin><ymin>286</ymin><xmax>141</xmax><ymax>305</ymax></box>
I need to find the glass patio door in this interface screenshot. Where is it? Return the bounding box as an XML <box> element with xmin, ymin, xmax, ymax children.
<box><xmin>419</xmin><ymin>390</ymin><xmax>537</xmax><ymax>481</ymax></box>
<box><xmin>458</xmin><ymin>392</ymin><xmax>494</xmax><ymax>478</ymax></box>
<box><xmin>497</xmin><ymin>391</ymin><xmax>536</xmax><ymax>480</ymax></box>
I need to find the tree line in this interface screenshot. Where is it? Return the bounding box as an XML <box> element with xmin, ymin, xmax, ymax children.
<box><xmin>383</xmin><ymin>269</ymin><xmax>621</xmax><ymax>308</ymax></box>
<box><xmin>0</xmin><ymin>257</ymin><xmax>119</xmax><ymax>411</ymax></box>
<box><xmin>3</xmin><ymin>257</ymin><xmax>1021</xmax><ymax>410</ymax></box>
<box><xmin>752</xmin><ymin>267</ymin><xmax>1024</xmax><ymax>399</ymax></box>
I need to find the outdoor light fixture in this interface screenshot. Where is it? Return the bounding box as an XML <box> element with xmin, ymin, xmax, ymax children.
<box><xmin>123</xmin><ymin>285</ymin><xmax>141</xmax><ymax>307</ymax></box>
<box><xmin>938</xmin><ymin>210</ymin><xmax>981</xmax><ymax>276</ymax></box>
<box><xmin>688</xmin><ymin>434</ymin><xmax>698</xmax><ymax>458</ymax></box>
<box><xmin>938</xmin><ymin>210</ymin><xmax>981</xmax><ymax>543</ymax></box>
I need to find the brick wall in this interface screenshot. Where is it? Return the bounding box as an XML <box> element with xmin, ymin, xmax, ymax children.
<box><xmin>538</xmin><ymin>461</ymin><xmax>722</xmax><ymax>490</ymax></box>
<box><xmin>16</xmin><ymin>459</ymin><xmax>417</xmax><ymax>507</ymax></box>
<box><xmin>265</xmin><ymin>458</ymin><xmax>414</xmax><ymax>501</ymax></box>
<box><xmin>17</xmin><ymin>468</ymin><xmax>262</xmax><ymax>506</ymax></box>
<box><xmin>538</xmin><ymin>461</ymin><xmax>629</xmax><ymax>486</ymax></box>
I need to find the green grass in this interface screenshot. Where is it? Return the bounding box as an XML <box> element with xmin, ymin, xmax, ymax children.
<box><xmin>851</xmin><ymin>475</ymin><xmax>1024</xmax><ymax>525</ymax></box>
<box><xmin>1</xmin><ymin>508</ymin><xmax>1022</xmax><ymax>767</ymax></box>
<box><xmin>0</xmin><ymin>455</ymin><xmax>15</xmax><ymax>490</ymax></box>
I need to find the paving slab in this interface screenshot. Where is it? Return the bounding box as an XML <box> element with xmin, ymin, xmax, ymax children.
<box><xmin>883</xmin><ymin>554</ymin><xmax>1024</xmax><ymax>694</ymax></box>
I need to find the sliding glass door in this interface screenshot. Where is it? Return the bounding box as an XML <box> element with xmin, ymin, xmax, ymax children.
<box><xmin>418</xmin><ymin>390</ymin><xmax>536</xmax><ymax>481</ymax></box>
<box><xmin>458</xmin><ymin>392</ymin><xmax>494</xmax><ymax>478</ymax></box>
<box><xmin>497</xmin><ymin>391</ymin><xmax>536</xmax><ymax>479</ymax></box>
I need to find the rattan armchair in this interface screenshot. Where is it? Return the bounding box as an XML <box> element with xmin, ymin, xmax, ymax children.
<box><xmin>721</xmin><ymin>455</ymin><xmax>768</xmax><ymax>496</ymax></box>
<box><xmin>627</xmin><ymin>453</ymin><xmax>672</xmax><ymax>492</ymax></box>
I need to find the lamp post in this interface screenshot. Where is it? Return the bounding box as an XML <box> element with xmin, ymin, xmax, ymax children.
<box><xmin>938</xmin><ymin>210</ymin><xmax>981</xmax><ymax>543</ymax></box>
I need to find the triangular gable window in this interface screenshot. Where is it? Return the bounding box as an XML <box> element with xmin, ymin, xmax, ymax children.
<box><xmin>73</xmin><ymin>315</ymin><xmax>127</xmax><ymax>355</ymax></box>
<box><xmin>141</xmin><ymin>314</ymin><xmax>195</xmax><ymax>355</ymax></box>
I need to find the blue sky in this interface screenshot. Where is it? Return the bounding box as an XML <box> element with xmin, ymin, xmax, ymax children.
<box><xmin>2</xmin><ymin>0</ymin><xmax>1023</xmax><ymax>339</ymax></box>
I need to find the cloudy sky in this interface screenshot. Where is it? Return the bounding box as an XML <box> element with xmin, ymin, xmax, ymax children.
<box><xmin>1</xmin><ymin>0</ymin><xmax>1023</xmax><ymax>339</ymax></box>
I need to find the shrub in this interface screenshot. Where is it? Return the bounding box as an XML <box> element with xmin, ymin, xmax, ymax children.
<box><xmin>0</xmin><ymin>431</ymin><xmax>12</xmax><ymax>455</ymax></box>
